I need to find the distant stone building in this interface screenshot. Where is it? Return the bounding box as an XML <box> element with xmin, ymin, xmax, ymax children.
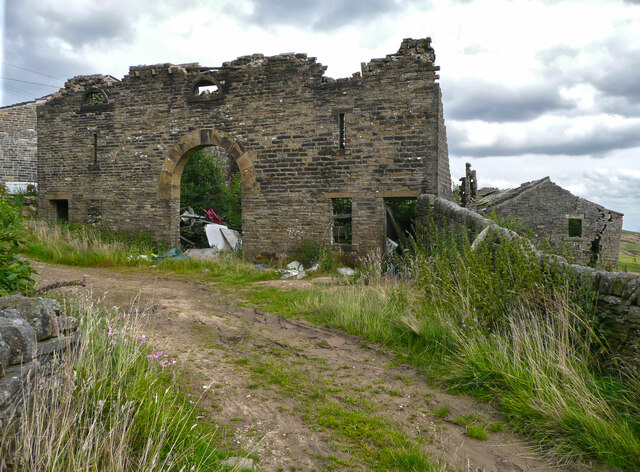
<box><xmin>0</xmin><ymin>95</ymin><xmax>53</xmax><ymax>192</ymax></box>
<box><xmin>477</xmin><ymin>177</ymin><xmax>623</xmax><ymax>267</ymax></box>
<box><xmin>36</xmin><ymin>37</ymin><xmax>453</xmax><ymax>259</ymax></box>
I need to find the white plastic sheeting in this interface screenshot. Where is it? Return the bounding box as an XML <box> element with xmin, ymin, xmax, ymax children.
<box><xmin>204</xmin><ymin>223</ymin><xmax>242</xmax><ymax>251</ymax></box>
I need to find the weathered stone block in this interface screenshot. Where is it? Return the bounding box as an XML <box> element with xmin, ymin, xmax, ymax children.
<box><xmin>0</xmin><ymin>309</ymin><xmax>37</xmax><ymax>365</ymax></box>
<box><xmin>0</xmin><ymin>295</ymin><xmax>60</xmax><ymax>341</ymax></box>
<box><xmin>0</xmin><ymin>334</ymin><xmax>9</xmax><ymax>374</ymax></box>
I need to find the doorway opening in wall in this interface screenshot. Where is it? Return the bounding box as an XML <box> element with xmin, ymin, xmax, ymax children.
<box><xmin>384</xmin><ymin>198</ymin><xmax>417</xmax><ymax>254</ymax></box>
<box><xmin>179</xmin><ymin>146</ymin><xmax>241</xmax><ymax>250</ymax></box>
<box><xmin>50</xmin><ymin>199</ymin><xmax>69</xmax><ymax>223</ymax></box>
<box><xmin>331</xmin><ymin>198</ymin><xmax>352</xmax><ymax>252</ymax></box>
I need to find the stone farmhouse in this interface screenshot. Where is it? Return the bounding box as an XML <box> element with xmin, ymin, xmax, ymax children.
<box><xmin>477</xmin><ymin>177</ymin><xmax>623</xmax><ymax>268</ymax></box>
<box><xmin>0</xmin><ymin>95</ymin><xmax>53</xmax><ymax>193</ymax></box>
<box><xmin>34</xmin><ymin>37</ymin><xmax>452</xmax><ymax>259</ymax></box>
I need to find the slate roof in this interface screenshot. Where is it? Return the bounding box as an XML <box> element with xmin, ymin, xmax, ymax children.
<box><xmin>476</xmin><ymin>177</ymin><xmax>550</xmax><ymax>212</ymax></box>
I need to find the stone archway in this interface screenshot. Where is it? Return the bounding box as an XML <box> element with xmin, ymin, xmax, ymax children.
<box><xmin>158</xmin><ymin>128</ymin><xmax>257</xmax><ymax>248</ymax></box>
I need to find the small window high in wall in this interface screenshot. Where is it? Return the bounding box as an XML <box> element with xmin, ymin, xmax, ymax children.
<box><xmin>51</xmin><ymin>199</ymin><xmax>69</xmax><ymax>222</ymax></box>
<box><xmin>568</xmin><ymin>218</ymin><xmax>582</xmax><ymax>237</ymax></box>
<box><xmin>195</xmin><ymin>79</ymin><xmax>219</xmax><ymax>96</ymax></box>
<box><xmin>331</xmin><ymin>198</ymin><xmax>352</xmax><ymax>250</ymax></box>
<box><xmin>83</xmin><ymin>89</ymin><xmax>107</xmax><ymax>106</ymax></box>
<box><xmin>338</xmin><ymin>113</ymin><xmax>346</xmax><ymax>149</ymax></box>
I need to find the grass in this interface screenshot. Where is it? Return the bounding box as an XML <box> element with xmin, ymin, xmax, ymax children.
<box><xmin>17</xmin><ymin>217</ymin><xmax>640</xmax><ymax>470</ymax></box>
<box><xmin>618</xmin><ymin>230</ymin><xmax>640</xmax><ymax>273</ymax></box>
<box><xmin>0</xmin><ymin>292</ymin><xmax>244</xmax><ymax>471</ymax></box>
<box><xmin>432</xmin><ymin>405</ymin><xmax>450</xmax><ymax>419</ymax></box>
<box><xmin>465</xmin><ymin>424</ymin><xmax>488</xmax><ymax>441</ymax></box>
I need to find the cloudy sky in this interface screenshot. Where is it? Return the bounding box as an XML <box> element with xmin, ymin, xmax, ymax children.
<box><xmin>1</xmin><ymin>0</ymin><xmax>639</xmax><ymax>230</ymax></box>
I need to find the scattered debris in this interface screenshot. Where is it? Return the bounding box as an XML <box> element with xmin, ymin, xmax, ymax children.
<box><xmin>279</xmin><ymin>261</ymin><xmax>306</xmax><ymax>279</ymax></box>
<box><xmin>337</xmin><ymin>267</ymin><xmax>356</xmax><ymax>276</ymax></box>
<box><xmin>183</xmin><ymin>248</ymin><xmax>220</xmax><ymax>260</ymax></box>
<box><xmin>180</xmin><ymin>206</ymin><xmax>242</xmax><ymax>251</ymax></box>
<box><xmin>151</xmin><ymin>247</ymin><xmax>188</xmax><ymax>261</ymax></box>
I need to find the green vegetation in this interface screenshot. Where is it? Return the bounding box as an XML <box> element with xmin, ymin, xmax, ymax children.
<box><xmin>15</xmin><ymin>206</ymin><xmax>640</xmax><ymax>469</ymax></box>
<box><xmin>618</xmin><ymin>230</ymin><xmax>640</xmax><ymax>273</ymax></box>
<box><xmin>180</xmin><ymin>148</ymin><xmax>242</xmax><ymax>231</ymax></box>
<box><xmin>20</xmin><ymin>219</ymin><xmax>164</xmax><ymax>267</ymax></box>
<box><xmin>239</xmin><ymin>218</ymin><xmax>640</xmax><ymax>469</ymax></box>
<box><xmin>0</xmin><ymin>186</ymin><xmax>35</xmax><ymax>295</ymax></box>
<box><xmin>0</xmin><ymin>295</ymin><xmax>242</xmax><ymax>471</ymax></box>
<box><xmin>465</xmin><ymin>424</ymin><xmax>488</xmax><ymax>441</ymax></box>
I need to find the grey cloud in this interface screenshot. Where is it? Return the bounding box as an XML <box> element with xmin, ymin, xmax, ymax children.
<box><xmin>2</xmin><ymin>0</ymin><xmax>195</xmax><ymax>106</ymax></box>
<box><xmin>537</xmin><ymin>40</ymin><xmax>640</xmax><ymax>118</ymax></box>
<box><xmin>442</xmin><ymin>80</ymin><xmax>575</xmax><ymax>122</ymax></box>
<box><xmin>227</xmin><ymin>0</ymin><xmax>412</xmax><ymax>31</ymax></box>
<box><xmin>449</xmin><ymin>122</ymin><xmax>640</xmax><ymax>157</ymax></box>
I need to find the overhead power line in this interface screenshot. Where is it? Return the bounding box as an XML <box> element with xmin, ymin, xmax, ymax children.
<box><xmin>2</xmin><ymin>62</ymin><xmax>66</xmax><ymax>81</ymax></box>
<box><xmin>0</xmin><ymin>76</ymin><xmax>61</xmax><ymax>88</ymax></box>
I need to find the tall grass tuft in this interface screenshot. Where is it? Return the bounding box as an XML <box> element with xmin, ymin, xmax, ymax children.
<box><xmin>0</xmin><ymin>293</ymin><xmax>237</xmax><ymax>471</ymax></box>
<box><xmin>20</xmin><ymin>220</ymin><xmax>161</xmax><ymax>267</ymax></box>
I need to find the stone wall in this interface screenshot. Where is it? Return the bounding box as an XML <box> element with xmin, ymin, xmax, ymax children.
<box><xmin>37</xmin><ymin>37</ymin><xmax>452</xmax><ymax>259</ymax></box>
<box><xmin>480</xmin><ymin>178</ymin><xmax>623</xmax><ymax>268</ymax></box>
<box><xmin>0</xmin><ymin>100</ymin><xmax>40</xmax><ymax>188</ymax></box>
<box><xmin>0</xmin><ymin>295</ymin><xmax>79</xmax><ymax>429</ymax></box>
<box><xmin>417</xmin><ymin>194</ymin><xmax>640</xmax><ymax>364</ymax></box>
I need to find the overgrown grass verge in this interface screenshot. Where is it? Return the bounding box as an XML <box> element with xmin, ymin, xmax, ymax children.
<box><xmin>20</xmin><ymin>220</ymin><xmax>161</xmax><ymax>267</ymax></box>
<box><xmin>20</xmin><ymin>220</ymin><xmax>281</xmax><ymax>288</ymax></box>
<box><xmin>18</xmin><ymin>217</ymin><xmax>640</xmax><ymax>469</ymax></box>
<box><xmin>0</xmin><ymin>292</ymin><xmax>245</xmax><ymax>471</ymax></box>
<box><xmin>239</xmin><ymin>247</ymin><xmax>640</xmax><ymax>470</ymax></box>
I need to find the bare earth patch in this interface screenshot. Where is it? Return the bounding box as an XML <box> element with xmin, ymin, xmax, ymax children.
<box><xmin>32</xmin><ymin>261</ymin><xmax>610</xmax><ymax>472</ymax></box>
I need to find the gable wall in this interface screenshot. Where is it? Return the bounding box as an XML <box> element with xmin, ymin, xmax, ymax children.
<box><xmin>36</xmin><ymin>38</ymin><xmax>452</xmax><ymax>258</ymax></box>
<box><xmin>491</xmin><ymin>180</ymin><xmax>622</xmax><ymax>267</ymax></box>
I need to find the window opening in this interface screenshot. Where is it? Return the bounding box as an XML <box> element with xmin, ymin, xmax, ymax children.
<box><xmin>195</xmin><ymin>80</ymin><xmax>219</xmax><ymax>96</ymax></box>
<box><xmin>338</xmin><ymin>113</ymin><xmax>346</xmax><ymax>149</ymax></box>
<box><xmin>51</xmin><ymin>199</ymin><xmax>69</xmax><ymax>222</ymax></box>
<box><xmin>93</xmin><ymin>133</ymin><xmax>98</xmax><ymax>166</ymax></box>
<box><xmin>568</xmin><ymin>218</ymin><xmax>582</xmax><ymax>237</ymax></box>
<box><xmin>331</xmin><ymin>198</ymin><xmax>352</xmax><ymax>250</ymax></box>
<box><xmin>85</xmin><ymin>91</ymin><xmax>106</xmax><ymax>105</ymax></box>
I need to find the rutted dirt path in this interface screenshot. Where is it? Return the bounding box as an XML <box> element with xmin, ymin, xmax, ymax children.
<box><xmin>32</xmin><ymin>261</ymin><xmax>607</xmax><ymax>472</ymax></box>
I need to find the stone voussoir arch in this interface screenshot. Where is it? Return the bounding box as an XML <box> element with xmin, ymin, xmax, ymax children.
<box><xmin>158</xmin><ymin>128</ymin><xmax>256</xmax><ymax>201</ymax></box>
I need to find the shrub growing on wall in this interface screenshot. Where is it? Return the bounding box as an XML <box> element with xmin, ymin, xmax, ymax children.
<box><xmin>0</xmin><ymin>187</ymin><xmax>35</xmax><ymax>295</ymax></box>
<box><xmin>180</xmin><ymin>148</ymin><xmax>242</xmax><ymax>231</ymax></box>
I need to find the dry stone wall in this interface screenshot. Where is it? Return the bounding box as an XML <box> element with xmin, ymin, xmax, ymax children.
<box><xmin>37</xmin><ymin>37</ymin><xmax>452</xmax><ymax>259</ymax></box>
<box><xmin>0</xmin><ymin>295</ymin><xmax>79</xmax><ymax>429</ymax></box>
<box><xmin>417</xmin><ymin>194</ymin><xmax>640</xmax><ymax>365</ymax></box>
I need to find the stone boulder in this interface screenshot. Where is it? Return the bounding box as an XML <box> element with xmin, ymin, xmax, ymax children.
<box><xmin>0</xmin><ymin>294</ymin><xmax>60</xmax><ymax>341</ymax></box>
<box><xmin>0</xmin><ymin>308</ymin><xmax>37</xmax><ymax>365</ymax></box>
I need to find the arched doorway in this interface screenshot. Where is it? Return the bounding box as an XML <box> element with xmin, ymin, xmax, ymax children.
<box><xmin>158</xmin><ymin>128</ymin><xmax>256</xmax><ymax>250</ymax></box>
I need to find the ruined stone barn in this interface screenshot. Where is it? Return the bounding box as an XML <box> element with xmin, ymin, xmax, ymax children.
<box><xmin>0</xmin><ymin>95</ymin><xmax>53</xmax><ymax>192</ymax></box>
<box><xmin>477</xmin><ymin>177</ymin><xmax>623</xmax><ymax>268</ymax></box>
<box><xmin>36</xmin><ymin>37</ymin><xmax>453</xmax><ymax>259</ymax></box>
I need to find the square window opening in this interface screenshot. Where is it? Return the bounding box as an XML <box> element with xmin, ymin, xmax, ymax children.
<box><xmin>568</xmin><ymin>218</ymin><xmax>582</xmax><ymax>238</ymax></box>
<box><xmin>331</xmin><ymin>198</ymin><xmax>352</xmax><ymax>250</ymax></box>
<box><xmin>51</xmin><ymin>199</ymin><xmax>69</xmax><ymax>222</ymax></box>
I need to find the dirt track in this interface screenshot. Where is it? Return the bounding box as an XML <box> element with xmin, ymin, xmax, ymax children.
<box><xmin>32</xmin><ymin>261</ymin><xmax>607</xmax><ymax>472</ymax></box>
